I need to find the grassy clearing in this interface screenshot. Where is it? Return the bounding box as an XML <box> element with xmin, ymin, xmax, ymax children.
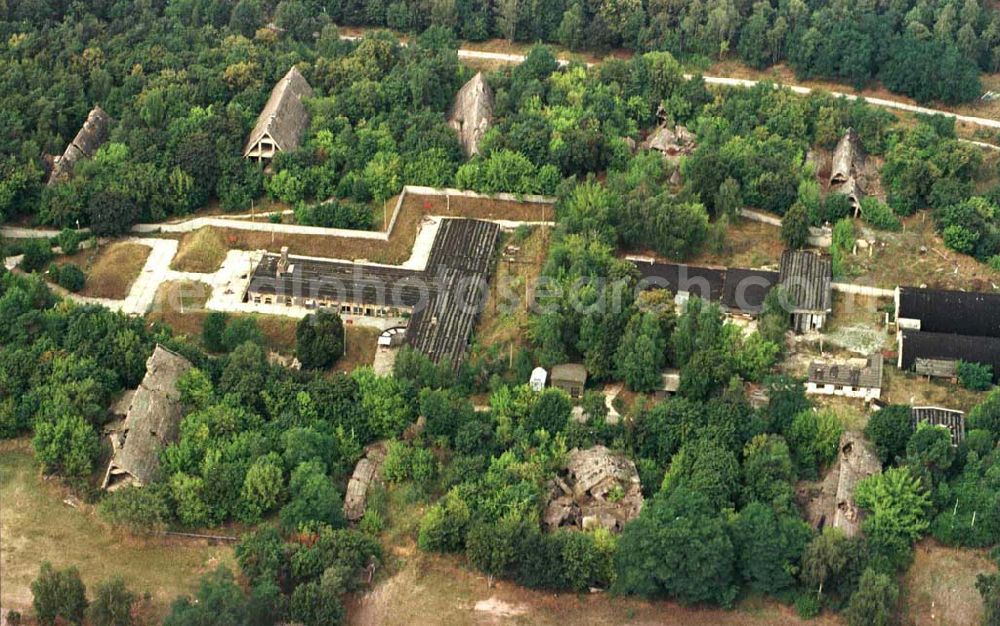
<box><xmin>333</xmin><ymin>325</ymin><xmax>380</xmax><ymax>373</ymax></box>
<box><xmin>899</xmin><ymin>540</ymin><xmax>994</xmax><ymax>626</ymax></box>
<box><xmin>881</xmin><ymin>366</ymin><xmax>989</xmax><ymax>414</ymax></box>
<box><xmin>207</xmin><ymin>193</ymin><xmax>554</xmax><ymax>263</ymax></box>
<box><xmin>82</xmin><ymin>242</ymin><xmax>151</xmax><ymax>299</ymax></box>
<box><xmin>474</xmin><ymin>226</ymin><xmax>550</xmax><ymax>352</ymax></box>
<box><xmin>347</xmin><ymin>550</ymin><xmax>844</xmax><ymax>626</ymax></box>
<box><xmin>690</xmin><ymin>217</ymin><xmax>785</xmax><ymax>269</ymax></box>
<box><xmin>171</xmin><ymin>227</ymin><xmax>228</xmax><ymax>273</ymax></box>
<box><xmin>52</xmin><ymin>241</ymin><xmax>151</xmax><ymax>299</ymax></box>
<box><xmin>147</xmin><ymin>280</ymin><xmax>299</xmax><ymax>355</ymax></box>
<box><xmin>0</xmin><ymin>440</ymin><xmax>235</xmax><ymax>618</ymax></box>
<box><xmin>841</xmin><ymin>214</ymin><xmax>999</xmax><ymax>292</ymax></box>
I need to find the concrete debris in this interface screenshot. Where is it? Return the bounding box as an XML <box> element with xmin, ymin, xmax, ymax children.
<box><xmin>543</xmin><ymin>446</ymin><xmax>643</xmax><ymax>533</ymax></box>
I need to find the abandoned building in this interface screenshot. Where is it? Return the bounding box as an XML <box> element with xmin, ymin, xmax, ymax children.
<box><xmin>631</xmin><ymin>259</ymin><xmax>779</xmax><ymax>317</ymax></box>
<box><xmin>654</xmin><ymin>369</ymin><xmax>681</xmax><ymax>400</ymax></box>
<box><xmin>448</xmin><ymin>72</ymin><xmax>494</xmax><ymax>156</ymax></box>
<box><xmin>805</xmin><ymin>354</ymin><xmax>884</xmax><ymax>402</ymax></box>
<box><xmin>245</xmin><ymin>218</ymin><xmax>501</xmax><ymax>369</ymax></box>
<box><xmin>779</xmin><ymin>249</ymin><xmax>832</xmax><ymax>332</ymax></box>
<box><xmin>550</xmin><ymin>363</ymin><xmax>588</xmax><ymax>399</ymax></box>
<box><xmin>243</xmin><ymin>66</ymin><xmax>314</xmax><ymax>162</ymax></box>
<box><xmin>344</xmin><ymin>442</ymin><xmax>388</xmax><ymax>522</ymax></box>
<box><xmin>801</xmin><ymin>431</ymin><xmax>881</xmax><ymax>537</ymax></box>
<box><xmin>911</xmin><ymin>406</ymin><xmax>966</xmax><ymax>446</ymax></box>
<box><xmin>248</xmin><ymin>247</ymin><xmax>430</xmax><ymax>317</ymax></box>
<box><xmin>48</xmin><ymin>106</ymin><xmax>111</xmax><ymax>185</ymax></box>
<box><xmin>896</xmin><ymin>286</ymin><xmax>1000</xmax><ymax>382</ymax></box>
<box><xmin>833</xmin><ymin>431</ymin><xmax>881</xmax><ymax>537</ymax></box>
<box><xmin>830</xmin><ymin>128</ymin><xmax>865</xmax><ymax>213</ymax></box>
<box><xmin>102</xmin><ymin>346</ymin><xmax>193</xmax><ymax>490</ymax></box>
<box><xmin>543</xmin><ymin>446</ymin><xmax>644</xmax><ymax>533</ymax></box>
<box><xmin>641</xmin><ymin>124</ymin><xmax>697</xmax><ymax>160</ymax></box>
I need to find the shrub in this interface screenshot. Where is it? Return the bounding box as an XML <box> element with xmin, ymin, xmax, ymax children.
<box><xmin>221</xmin><ymin>316</ymin><xmax>264</xmax><ymax>352</ymax></box>
<box><xmin>381</xmin><ymin>440</ymin><xmax>437</xmax><ymax>485</ymax></box>
<box><xmin>57</xmin><ymin>263</ymin><xmax>86</xmax><ymax>292</ymax></box>
<box><xmin>860</xmin><ymin>197</ymin><xmax>901</xmax><ymax>231</ymax></box>
<box><xmin>794</xmin><ymin>594</ymin><xmax>821</xmax><ymax>619</ymax></box>
<box><xmin>98</xmin><ymin>484</ymin><xmax>171</xmax><ymax>533</ymax></box>
<box><xmin>202</xmin><ymin>311</ymin><xmax>229</xmax><ymax>352</ymax></box>
<box><xmin>57</xmin><ymin>228</ymin><xmax>82</xmax><ymax>255</ymax></box>
<box><xmin>88</xmin><ymin>576</ymin><xmax>136</xmax><ymax>626</ymax></box>
<box><xmin>31</xmin><ymin>562</ymin><xmax>88</xmax><ymax>626</ymax></box>
<box><xmin>958</xmin><ymin>361</ymin><xmax>994</xmax><ymax>391</ymax></box>
<box><xmin>19</xmin><ymin>238</ymin><xmax>53</xmax><ymax>273</ymax></box>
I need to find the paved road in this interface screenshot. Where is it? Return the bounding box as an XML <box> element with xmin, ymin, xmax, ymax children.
<box><xmin>342</xmin><ymin>34</ymin><xmax>1000</xmax><ymax>132</ymax></box>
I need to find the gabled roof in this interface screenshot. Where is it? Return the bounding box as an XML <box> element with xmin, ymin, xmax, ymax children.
<box><xmin>779</xmin><ymin>250</ymin><xmax>832</xmax><ymax>313</ymax></box>
<box><xmin>48</xmin><ymin>106</ymin><xmax>111</xmax><ymax>185</ymax></box>
<box><xmin>897</xmin><ymin>286</ymin><xmax>1000</xmax><ymax>338</ymax></box>
<box><xmin>103</xmin><ymin>346</ymin><xmax>193</xmax><ymax>489</ymax></box>
<box><xmin>808</xmin><ymin>354</ymin><xmax>883</xmax><ymax>389</ymax></box>
<box><xmin>831</xmin><ymin>128</ymin><xmax>860</xmax><ymax>186</ymax></box>
<box><xmin>243</xmin><ymin>66</ymin><xmax>314</xmax><ymax>156</ymax></box>
<box><xmin>448</xmin><ymin>72</ymin><xmax>494</xmax><ymax>156</ymax></box>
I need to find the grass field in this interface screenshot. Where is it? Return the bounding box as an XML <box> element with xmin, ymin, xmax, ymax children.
<box><xmin>899</xmin><ymin>540</ymin><xmax>995</xmax><ymax>626</ymax></box>
<box><xmin>53</xmin><ymin>241</ymin><xmax>151</xmax><ymax>299</ymax></box>
<box><xmin>147</xmin><ymin>280</ymin><xmax>299</xmax><ymax>354</ymax></box>
<box><xmin>207</xmin><ymin>192</ymin><xmax>554</xmax><ymax>264</ymax></box>
<box><xmin>171</xmin><ymin>227</ymin><xmax>228</xmax><ymax>273</ymax></box>
<box><xmin>0</xmin><ymin>440</ymin><xmax>235</xmax><ymax>618</ymax></box>
<box><xmin>347</xmin><ymin>550</ymin><xmax>845</xmax><ymax>626</ymax></box>
<box><xmin>334</xmin><ymin>325</ymin><xmax>380</xmax><ymax>373</ymax></box>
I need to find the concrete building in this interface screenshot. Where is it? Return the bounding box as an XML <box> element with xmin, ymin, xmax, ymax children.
<box><xmin>550</xmin><ymin>363</ymin><xmax>588</xmax><ymax>400</ymax></box>
<box><xmin>806</xmin><ymin>354</ymin><xmax>883</xmax><ymax>402</ymax></box>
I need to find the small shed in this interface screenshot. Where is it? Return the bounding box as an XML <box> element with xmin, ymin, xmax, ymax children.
<box><xmin>102</xmin><ymin>346</ymin><xmax>193</xmax><ymax>490</ymax></box>
<box><xmin>654</xmin><ymin>369</ymin><xmax>681</xmax><ymax>400</ymax></box>
<box><xmin>530</xmin><ymin>367</ymin><xmax>547</xmax><ymax>392</ymax></box>
<box><xmin>550</xmin><ymin>363</ymin><xmax>587</xmax><ymax>399</ymax></box>
<box><xmin>448</xmin><ymin>72</ymin><xmax>494</xmax><ymax>156</ymax></box>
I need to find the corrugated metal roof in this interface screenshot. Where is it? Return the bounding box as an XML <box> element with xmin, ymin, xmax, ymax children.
<box><xmin>779</xmin><ymin>250</ymin><xmax>832</xmax><ymax>313</ymax></box>
<box><xmin>898</xmin><ymin>286</ymin><xmax>1000</xmax><ymax>339</ymax></box>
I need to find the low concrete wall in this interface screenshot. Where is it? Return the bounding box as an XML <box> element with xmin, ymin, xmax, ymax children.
<box><xmin>831</xmin><ymin>282</ymin><xmax>895</xmax><ymax>298</ymax></box>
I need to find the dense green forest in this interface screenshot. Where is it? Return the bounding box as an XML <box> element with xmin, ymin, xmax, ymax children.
<box><xmin>6</xmin><ymin>3</ymin><xmax>1000</xmax><ymax>625</ymax></box>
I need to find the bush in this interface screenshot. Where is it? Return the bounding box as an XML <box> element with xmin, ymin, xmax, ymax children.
<box><xmin>202</xmin><ymin>311</ymin><xmax>228</xmax><ymax>352</ymax></box>
<box><xmin>381</xmin><ymin>440</ymin><xmax>437</xmax><ymax>485</ymax></box>
<box><xmin>221</xmin><ymin>316</ymin><xmax>264</xmax><ymax>352</ymax></box>
<box><xmin>860</xmin><ymin>197</ymin><xmax>901</xmax><ymax>231</ymax></box>
<box><xmin>958</xmin><ymin>361</ymin><xmax>994</xmax><ymax>391</ymax></box>
<box><xmin>57</xmin><ymin>263</ymin><xmax>86</xmax><ymax>292</ymax></box>
<box><xmin>794</xmin><ymin>594</ymin><xmax>821</xmax><ymax>619</ymax></box>
<box><xmin>19</xmin><ymin>238</ymin><xmax>53</xmax><ymax>273</ymax></box>
<box><xmin>296</xmin><ymin>310</ymin><xmax>345</xmax><ymax>370</ymax></box>
<box><xmin>89</xmin><ymin>576</ymin><xmax>136</xmax><ymax>626</ymax></box>
<box><xmin>57</xmin><ymin>228</ymin><xmax>82</xmax><ymax>254</ymax></box>
<box><xmin>98</xmin><ymin>484</ymin><xmax>171</xmax><ymax>533</ymax></box>
<box><xmin>31</xmin><ymin>562</ymin><xmax>88</xmax><ymax>626</ymax></box>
